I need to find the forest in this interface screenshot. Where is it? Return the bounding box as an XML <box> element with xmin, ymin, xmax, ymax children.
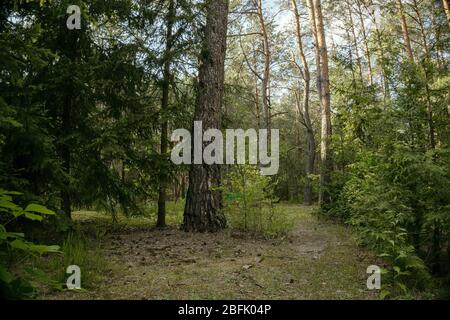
<box><xmin>0</xmin><ymin>0</ymin><xmax>449</xmax><ymax>300</ymax></box>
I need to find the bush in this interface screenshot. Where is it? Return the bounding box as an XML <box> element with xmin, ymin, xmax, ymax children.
<box><xmin>329</xmin><ymin>146</ymin><xmax>450</xmax><ymax>297</ymax></box>
<box><xmin>0</xmin><ymin>189</ymin><xmax>60</xmax><ymax>299</ymax></box>
<box><xmin>221</xmin><ymin>165</ymin><xmax>293</xmax><ymax>238</ymax></box>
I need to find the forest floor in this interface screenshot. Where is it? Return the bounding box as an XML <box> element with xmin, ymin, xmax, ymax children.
<box><xmin>38</xmin><ymin>204</ymin><xmax>381</xmax><ymax>300</ymax></box>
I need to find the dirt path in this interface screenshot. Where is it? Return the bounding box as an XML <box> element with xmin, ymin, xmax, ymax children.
<box><xmin>44</xmin><ymin>205</ymin><xmax>380</xmax><ymax>300</ymax></box>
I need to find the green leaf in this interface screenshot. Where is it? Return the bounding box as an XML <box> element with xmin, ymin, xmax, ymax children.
<box><xmin>397</xmin><ymin>282</ymin><xmax>408</xmax><ymax>293</ymax></box>
<box><xmin>9</xmin><ymin>238</ymin><xmax>30</xmax><ymax>251</ymax></box>
<box><xmin>0</xmin><ymin>265</ymin><xmax>13</xmax><ymax>284</ymax></box>
<box><xmin>380</xmin><ymin>289</ymin><xmax>390</xmax><ymax>300</ymax></box>
<box><xmin>25</xmin><ymin>267</ymin><xmax>65</xmax><ymax>291</ymax></box>
<box><xmin>0</xmin><ymin>231</ymin><xmax>24</xmax><ymax>240</ymax></box>
<box><xmin>1</xmin><ymin>191</ymin><xmax>23</xmax><ymax>196</ymax></box>
<box><xmin>29</xmin><ymin>244</ymin><xmax>61</xmax><ymax>254</ymax></box>
<box><xmin>24</xmin><ymin>211</ymin><xmax>43</xmax><ymax>221</ymax></box>
<box><xmin>24</xmin><ymin>204</ymin><xmax>55</xmax><ymax>215</ymax></box>
<box><xmin>0</xmin><ymin>199</ymin><xmax>21</xmax><ymax>212</ymax></box>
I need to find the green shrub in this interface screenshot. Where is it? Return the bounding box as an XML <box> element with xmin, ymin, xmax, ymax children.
<box><xmin>221</xmin><ymin>165</ymin><xmax>293</xmax><ymax>238</ymax></box>
<box><xmin>0</xmin><ymin>189</ymin><xmax>60</xmax><ymax>299</ymax></box>
<box><xmin>329</xmin><ymin>146</ymin><xmax>450</xmax><ymax>297</ymax></box>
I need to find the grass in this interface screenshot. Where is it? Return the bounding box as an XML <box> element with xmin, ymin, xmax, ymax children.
<box><xmin>23</xmin><ymin>228</ymin><xmax>110</xmax><ymax>297</ymax></box>
<box><xmin>73</xmin><ymin>200</ymin><xmax>185</xmax><ymax>228</ymax></box>
<box><xmin>38</xmin><ymin>203</ymin><xmax>384</xmax><ymax>300</ymax></box>
<box><xmin>13</xmin><ymin>202</ymin><xmax>437</xmax><ymax>300</ymax></box>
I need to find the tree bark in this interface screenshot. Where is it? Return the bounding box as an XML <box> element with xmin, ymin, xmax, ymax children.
<box><xmin>311</xmin><ymin>0</ymin><xmax>332</xmax><ymax>208</ymax></box>
<box><xmin>365</xmin><ymin>0</ymin><xmax>390</xmax><ymax>100</ymax></box>
<box><xmin>307</xmin><ymin>0</ymin><xmax>321</xmax><ymax>95</ymax></box>
<box><xmin>356</xmin><ymin>0</ymin><xmax>373</xmax><ymax>86</ymax></box>
<box><xmin>183</xmin><ymin>0</ymin><xmax>229</xmax><ymax>232</ymax></box>
<box><xmin>411</xmin><ymin>0</ymin><xmax>436</xmax><ymax>150</ymax></box>
<box><xmin>291</xmin><ymin>0</ymin><xmax>316</xmax><ymax>206</ymax></box>
<box><xmin>397</xmin><ymin>0</ymin><xmax>415</xmax><ymax>62</ymax></box>
<box><xmin>347</xmin><ymin>3</ymin><xmax>364</xmax><ymax>82</ymax></box>
<box><xmin>412</xmin><ymin>0</ymin><xmax>439</xmax><ymax>270</ymax></box>
<box><xmin>61</xmin><ymin>95</ymin><xmax>72</xmax><ymax>219</ymax></box>
<box><xmin>157</xmin><ymin>0</ymin><xmax>176</xmax><ymax>229</ymax></box>
<box><xmin>254</xmin><ymin>0</ymin><xmax>271</xmax><ymax>132</ymax></box>
<box><xmin>443</xmin><ymin>0</ymin><xmax>450</xmax><ymax>26</ymax></box>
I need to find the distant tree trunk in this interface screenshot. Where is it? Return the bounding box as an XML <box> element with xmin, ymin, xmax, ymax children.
<box><xmin>365</xmin><ymin>0</ymin><xmax>390</xmax><ymax>100</ymax></box>
<box><xmin>397</xmin><ymin>0</ymin><xmax>415</xmax><ymax>62</ymax></box>
<box><xmin>253</xmin><ymin>51</ymin><xmax>262</xmax><ymax>129</ymax></box>
<box><xmin>183</xmin><ymin>0</ymin><xmax>229</xmax><ymax>232</ymax></box>
<box><xmin>412</xmin><ymin>0</ymin><xmax>440</xmax><ymax>271</ymax></box>
<box><xmin>310</xmin><ymin>0</ymin><xmax>332</xmax><ymax>208</ymax></box>
<box><xmin>157</xmin><ymin>0</ymin><xmax>176</xmax><ymax>229</ymax></box>
<box><xmin>411</xmin><ymin>0</ymin><xmax>436</xmax><ymax>150</ymax></box>
<box><xmin>254</xmin><ymin>0</ymin><xmax>271</xmax><ymax>132</ymax></box>
<box><xmin>347</xmin><ymin>3</ymin><xmax>363</xmax><ymax>82</ymax></box>
<box><xmin>307</xmin><ymin>0</ymin><xmax>321</xmax><ymax>94</ymax></box>
<box><xmin>61</xmin><ymin>96</ymin><xmax>72</xmax><ymax>219</ymax></box>
<box><xmin>345</xmin><ymin>29</ymin><xmax>357</xmax><ymax>84</ymax></box>
<box><xmin>356</xmin><ymin>0</ymin><xmax>373</xmax><ymax>86</ymax></box>
<box><xmin>181</xmin><ymin>174</ymin><xmax>186</xmax><ymax>199</ymax></box>
<box><xmin>291</xmin><ymin>0</ymin><xmax>316</xmax><ymax>206</ymax></box>
<box><xmin>432</xmin><ymin>1</ymin><xmax>445</xmax><ymax>68</ymax></box>
<box><xmin>443</xmin><ymin>0</ymin><xmax>450</xmax><ymax>26</ymax></box>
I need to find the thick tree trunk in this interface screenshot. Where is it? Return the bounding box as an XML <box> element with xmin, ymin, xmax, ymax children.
<box><xmin>183</xmin><ymin>0</ymin><xmax>229</xmax><ymax>232</ymax></box>
<box><xmin>157</xmin><ymin>0</ymin><xmax>175</xmax><ymax>229</ymax></box>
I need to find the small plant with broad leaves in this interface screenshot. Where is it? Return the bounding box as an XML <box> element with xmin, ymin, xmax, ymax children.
<box><xmin>0</xmin><ymin>189</ymin><xmax>60</xmax><ymax>299</ymax></box>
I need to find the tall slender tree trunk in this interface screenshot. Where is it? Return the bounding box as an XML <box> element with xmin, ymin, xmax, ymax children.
<box><xmin>254</xmin><ymin>0</ymin><xmax>271</xmax><ymax>132</ymax></box>
<box><xmin>397</xmin><ymin>0</ymin><xmax>415</xmax><ymax>62</ymax></box>
<box><xmin>157</xmin><ymin>0</ymin><xmax>176</xmax><ymax>229</ymax></box>
<box><xmin>412</xmin><ymin>0</ymin><xmax>440</xmax><ymax>271</ymax></box>
<box><xmin>291</xmin><ymin>0</ymin><xmax>316</xmax><ymax>206</ymax></box>
<box><xmin>310</xmin><ymin>0</ymin><xmax>332</xmax><ymax>208</ymax></box>
<box><xmin>183</xmin><ymin>0</ymin><xmax>229</xmax><ymax>232</ymax></box>
<box><xmin>411</xmin><ymin>0</ymin><xmax>436</xmax><ymax>150</ymax></box>
<box><xmin>347</xmin><ymin>4</ymin><xmax>364</xmax><ymax>82</ymax></box>
<box><xmin>253</xmin><ymin>51</ymin><xmax>262</xmax><ymax>129</ymax></box>
<box><xmin>346</xmin><ymin>30</ymin><xmax>357</xmax><ymax>84</ymax></box>
<box><xmin>432</xmin><ymin>1</ymin><xmax>445</xmax><ymax>68</ymax></box>
<box><xmin>356</xmin><ymin>0</ymin><xmax>373</xmax><ymax>86</ymax></box>
<box><xmin>61</xmin><ymin>96</ymin><xmax>72</xmax><ymax>219</ymax></box>
<box><xmin>365</xmin><ymin>0</ymin><xmax>390</xmax><ymax>100</ymax></box>
<box><xmin>443</xmin><ymin>0</ymin><xmax>450</xmax><ymax>26</ymax></box>
<box><xmin>307</xmin><ymin>0</ymin><xmax>321</xmax><ymax>95</ymax></box>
